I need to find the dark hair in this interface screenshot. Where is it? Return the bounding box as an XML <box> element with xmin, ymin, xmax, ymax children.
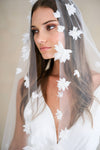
<box><xmin>20</xmin><ymin>0</ymin><xmax>93</xmax><ymax>128</ymax></box>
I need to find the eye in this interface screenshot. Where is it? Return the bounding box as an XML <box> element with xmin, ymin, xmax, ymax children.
<box><xmin>31</xmin><ymin>29</ymin><xmax>39</xmax><ymax>35</ymax></box>
<box><xmin>46</xmin><ymin>24</ymin><xmax>56</xmax><ymax>31</ymax></box>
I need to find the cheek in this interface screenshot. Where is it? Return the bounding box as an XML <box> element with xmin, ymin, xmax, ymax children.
<box><xmin>59</xmin><ymin>32</ymin><xmax>65</xmax><ymax>43</ymax></box>
<box><xmin>52</xmin><ymin>32</ymin><xmax>65</xmax><ymax>47</ymax></box>
<box><xmin>58</xmin><ymin>32</ymin><xmax>65</xmax><ymax>48</ymax></box>
<box><xmin>49</xmin><ymin>32</ymin><xmax>60</xmax><ymax>45</ymax></box>
<box><xmin>34</xmin><ymin>36</ymin><xmax>38</xmax><ymax>47</ymax></box>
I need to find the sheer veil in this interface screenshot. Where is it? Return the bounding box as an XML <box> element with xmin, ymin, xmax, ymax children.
<box><xmin>1</xmin><ymin>0</ymin><xmax>100</xmax><ymax>150</ymax></box>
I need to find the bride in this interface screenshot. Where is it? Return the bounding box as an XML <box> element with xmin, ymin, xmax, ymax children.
<box><xmin>2</xmin><ymin>0</ymin><xmax>100</xmax><ymax>150</ymax></box>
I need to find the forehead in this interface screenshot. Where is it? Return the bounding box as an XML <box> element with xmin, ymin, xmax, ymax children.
<box><xmin>32</xmin><ymin>7</ymin><xmax>57</xmax><ymax>25</ymax></box>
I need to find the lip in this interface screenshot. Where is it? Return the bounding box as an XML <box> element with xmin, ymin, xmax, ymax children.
<box><xmin>40</xmin><ymin>47</ymin><xmax>51</xmax><ymax>51</ymax></box>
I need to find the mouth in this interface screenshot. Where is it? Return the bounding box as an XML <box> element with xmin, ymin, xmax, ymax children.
<box><xmin>40</xmin><ymin>47</ymin><xmax>51</xmax><ymax>51</ymax></box>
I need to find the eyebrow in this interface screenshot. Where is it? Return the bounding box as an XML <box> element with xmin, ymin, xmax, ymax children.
<box><xmin>31</xmin><ymin>20</ymin><xmax>57</xmax><ymax>28</ymax></box>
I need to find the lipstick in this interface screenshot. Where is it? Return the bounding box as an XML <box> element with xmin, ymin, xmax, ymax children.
<box><xmin>40</xmin><ymin>47</ymin><xmax>51</xmax><ymax>51</ymax></box>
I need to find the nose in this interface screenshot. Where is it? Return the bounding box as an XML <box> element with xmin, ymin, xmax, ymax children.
<box><xmin>37</xmin><ymin>31</ymin><xmax>47</xmax><ymax>44</ymax></box>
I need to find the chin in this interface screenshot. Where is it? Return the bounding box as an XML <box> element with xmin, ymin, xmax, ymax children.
<box><xmin>42</xmin><ymin>54</ymin><xmax>54</xmax><ymax>60</ymax></box>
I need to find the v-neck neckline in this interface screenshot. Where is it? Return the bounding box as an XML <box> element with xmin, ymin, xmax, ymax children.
<box><xmin>46</xmin><ymin>104</ymin><xmax>59</xmax><ymax>143</ymax></box>
<box><xmin>40</xmin><ymin>92</ymin><xmax>59</xmax><ymax>144</ymax></box>
<box><xmin>39</xmin><ymin>85</ymin><xmax>100</xmax><ymax>144</ymax></box>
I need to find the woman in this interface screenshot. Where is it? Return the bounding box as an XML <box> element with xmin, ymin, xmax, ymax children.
<box><xmin>1</xmin><ymin>0</ymin><xmax>100</xmax><ymax>150</ymax></box>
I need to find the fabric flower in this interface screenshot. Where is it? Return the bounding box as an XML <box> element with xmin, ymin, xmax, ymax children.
<box><xmin>74</xmin><ymin>70</ymin><xmax>80</xmax><ymax>78</ymax></box>
<box><xmin>23</xmin><ymin>146</ymin><xmax>33</xmax><ymax>150</ymax></box>
<box><xmin>65</xmin><ymin>3</ymin><xmax>76</xmax><ymax>16</ymax></box>
<box><xmin>56</xmin><ymin>109</ymin><xmax>63</xmax><ymax>120</ymax></box>
<box><xmin>57</xmin><ymin>78</ymin><xmax>71</xmax><ymax>91</ymax></box>
<box><xmin>31</xmin><ymin>91</ymin><xmax>38</xmax><ymax>102</ymax></box>
<box><xmin>21</xmin><ymin>46</ymin><xmax>30</xmax><ymax>61</ymax></box>
<box><xmin>23</xmin><ymin>122</ymin><xmax>31</xmax><ymax>134</ymax></box>
<box><xmin>59</xmin><ymin>128</ymin><xmax>70</xmax><ymax>140</ymax></box>
<box><xmin>16</xmin><ymin>67</ymin><xmax>22</xmax><ymax>75</ymax></box>
<box><xmin>57</xmin><ymin>91</ymin><xmax>63</xmax><ymax>98</ymax></box>
<box><xmin>53</xmin><ymin>10</ymin><xmax>61</xmax><ymax>18</ymax></box>
<box><xmin>54</xmin><ymin>41</ymin><xmax>72</xmax><ymax>63</ymax></box>
<box><xmin>57</xmin><ymin>25</ymin><xmax>65</xmax><ymax>32</ymax></box>
<box><xmin>24</xmin><ymin>75</ymin><xmax>29</xmax><ymax>88</ymax></box>
<box><xmin>59</xmin><ymin>128</ymin><xmax>67</xmax><ymax>140</ymax></box>
<box><xmin>69</xmin><ymin>26</ymin><xmax>83</xmax><ymax>40</ymax></box>
<box><xmin>22</xmin><ymin>33</ymin><xmax>30</xmax><ymax>45</ymax></box>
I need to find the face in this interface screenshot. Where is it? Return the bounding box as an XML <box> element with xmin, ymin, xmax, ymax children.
<box><xmin>31</xmin><ymin>7</ymin><xmax>65</xmax><ymax>59</ymax></box>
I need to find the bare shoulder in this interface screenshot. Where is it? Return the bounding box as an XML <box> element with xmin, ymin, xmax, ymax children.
<box><xmin>17</xmin><ymin>77</ymin><xmax>24</xmax><ymax>90</ymax></box>
<box><xmin>16</xmin><ymin>77</ymin><xmax>24</xmax><ymax>103</ymax></box>
<box><xmin>92</xmin><ymin>71</ymin><xmax>100</xmax><ymax>91</ymax></box>
<box><xmin>8</xmin><ymin>77</ymin><xmax>27</xmax><ymax>149</ymax></box>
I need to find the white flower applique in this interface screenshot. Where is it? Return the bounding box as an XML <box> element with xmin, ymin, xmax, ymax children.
<box><xmin>23</xmin><ymin>146</ymin><xmax>33</xmax><ymax>150</ymax></box>
<box><xmin>53</xmin><ymin>10</ymin><xmax>61</xmax><ymax>18</ymax></box>
<box><xmin>59</xmin><ymin>128</ymin><xmax>69</xmax><ymax>140</ymax></box>
<box><xmin>57</xmin><ymin>91</ymin><xmax>64</xmax><ymax>98</ymax></box>
<box><xmin>21</xmin><ymin>32</ymin><xmax>30</xmax><ymax>61</ymax></box>
<box><xmin>57</xmin><ymin>25</ymin><xmax>65</xmax><ymax>32</ymax></box>
<box><xmin>54</xmin><ymin>41</ymin><xmax>72</xmax><ymax>63</ymax></box>
<box><xmin>74</xmin><ymin>70</ymin><xmax>80</xmax><ymax>78</ymax></box>
<box><xmin>21</xmin><ymin>45</ymin><xmax>30</xmax><ymax>62</ymax></box>
<box><xmin>65</xmin><ymin>3</ymin><xmax>76</xmax><ymax>16</ymax></box>
<box><xmin>22</xmin><ymin>33</ymin><xmax>30</xmax><ymax>45</ymax></box>
<box><xmin>56</xmin><ymin>109</ymin><xmax>63</xmax><ymax>120</ymax></box>
<box><xmin>24</xmin><ymin>75</ymin><xmax>29</xmax><ymax>88</ymax></box>
<box><xmin>16</xmin><ymin>67</ymin><xmax>22</xmax><ymax>75</ymax></box>
<box><xmin>23</xmin><ymin>122</ymin><xmax>31</xmax><ymax>135</ymax></box>
<box><xmin>69</xmin><ymin>26</ymin><xmax>83</xmax><ymax>40</ymax></box>
<box><xmin>31</xmin><ymin>91</ymin><xmax>38</xmax><ymax>102</ymax></box>
<box><xmin>27</xmin><ymin>10</ymin><xmax>32</xmax><ymax>23</ymax></box>
<box><xmin>57</xmin><ymin>78</ymin><xmax>71</xmax><ymax>91</ymax></box>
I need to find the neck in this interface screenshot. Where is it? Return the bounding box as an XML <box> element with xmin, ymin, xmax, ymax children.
<box><xmin>51</xmin><ymin>60</ymin><xmax>59</xmax><ymax>77</ymax></box>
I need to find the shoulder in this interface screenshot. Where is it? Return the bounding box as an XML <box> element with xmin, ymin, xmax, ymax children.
<box><xmin>91</xmin><ymin>72</ymin><xmax>100</xmax><ymax>114</ymax></box>
<box><xmin>16</xmin><ymin>77</ymin><xmax>24</xmax><ymax>103</ymax></box>
<box><xmin>89</xmin><ymin>72</ymin><xmax>100</xmax><ymax>131</ymax></box>
<box><xmin>91</xmin><ymin>73</ymin><xmax>100</xmax><ymax>131</ymax></box>
<box><xmin>17</xmin><ymin>78</ymin><xmax>24</xmax><ymax>90</ymax></box>
<box><xmin>92</xmin><ymin>71</ymin><xmax>100</xmax><ymax>91</ymax></box>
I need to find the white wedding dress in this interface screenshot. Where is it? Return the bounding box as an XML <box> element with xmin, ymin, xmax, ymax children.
<box><xmin>23</xmin><ymin>86</ymin><xmax>100</xmax><ymax>150</ymax></box>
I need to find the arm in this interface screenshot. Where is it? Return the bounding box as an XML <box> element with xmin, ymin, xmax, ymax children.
<box><xmin>9</xmin><ymin>78</ymin><xmax>27</xmax><ymax>150</ymax></box>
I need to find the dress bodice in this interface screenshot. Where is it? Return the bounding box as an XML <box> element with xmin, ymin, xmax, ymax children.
<box><xmin>23</xmin><ymin>86</ymin><xmax>100</xmax><ymax>150</ymax></box>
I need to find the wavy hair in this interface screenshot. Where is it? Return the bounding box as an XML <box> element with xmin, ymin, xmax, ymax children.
<box><xmin>20</xmin><ymin>0</ymin><xmax>93</xmax><ymax>128</ymax></box>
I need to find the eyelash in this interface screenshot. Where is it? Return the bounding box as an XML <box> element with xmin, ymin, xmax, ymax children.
<box><xmin>46</xmin><ymin>24</ymin><xmax>56</xmax><ymax>31</ymax></box>
<box><xmin>31</xmin><ymin>24</ymin><xmax>57</xmax><ymax>35</ymax></box>
<box><xmin>32</xmin><ymin>29</ymin><xmax>38</xmax><ymax>35</ymax></box>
